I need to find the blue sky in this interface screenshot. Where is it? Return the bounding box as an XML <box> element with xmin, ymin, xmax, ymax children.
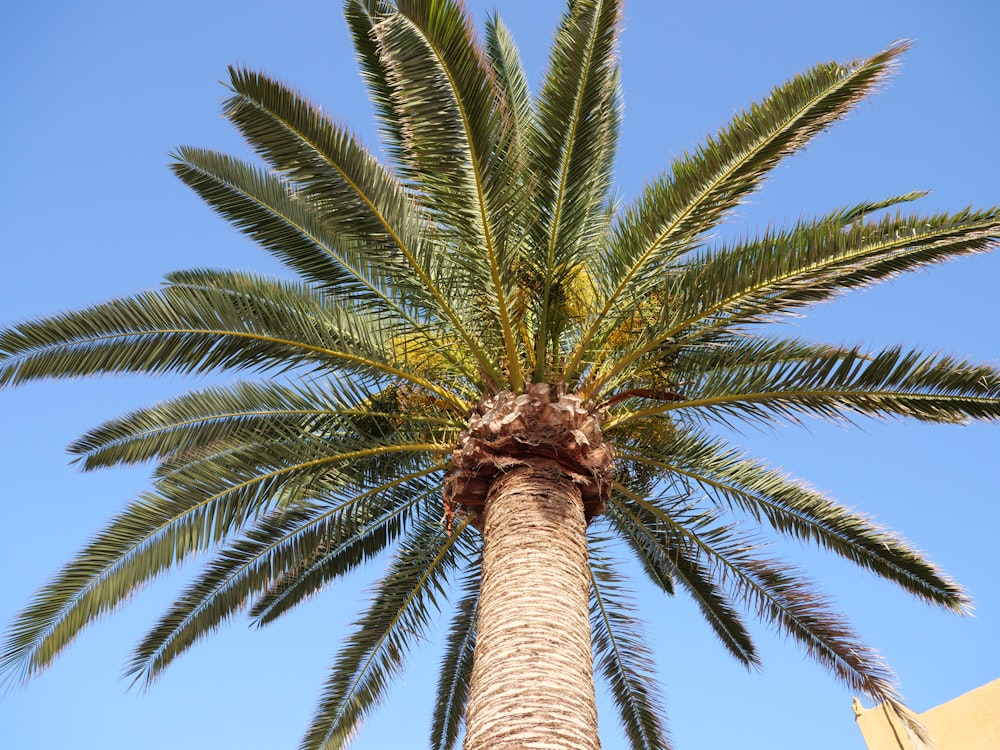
<box><xmin>1</xmin><ymin>1</ymin><xmax>998</xmax><ymax>749</ymax></box>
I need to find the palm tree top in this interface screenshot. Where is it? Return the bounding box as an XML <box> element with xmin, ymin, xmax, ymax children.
<box><xmin>1</xmin><ymin>2</ymin><xmax>998</xmax><ymax>749</ymax></box>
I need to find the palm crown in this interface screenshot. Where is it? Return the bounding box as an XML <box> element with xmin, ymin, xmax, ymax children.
<box><xmin>2</xmin><ymin>1</ymin><xmax>999</xmax><ymax>749</ymax></box>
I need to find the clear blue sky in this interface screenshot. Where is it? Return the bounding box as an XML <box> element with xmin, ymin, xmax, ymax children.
<box><xmin>2</xmin><ymin>2</ymin><xmax>998</xmax><ymax>749</ymax></box>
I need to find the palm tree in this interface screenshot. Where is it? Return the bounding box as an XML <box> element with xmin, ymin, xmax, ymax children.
<box><xmin>2</xmin><ymin>0</ymin><xmax>998</xmax><ymax>748</ymax></box>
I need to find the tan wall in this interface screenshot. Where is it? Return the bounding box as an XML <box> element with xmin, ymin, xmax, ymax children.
<box><xmin>854</xmin><ymin>678</ymin><xmax>1000</xmax><ymax>750</ymax></box>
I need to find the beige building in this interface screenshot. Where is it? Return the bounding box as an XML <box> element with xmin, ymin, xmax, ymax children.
<box><xmin>854</xmin><ymin>678</ymin><xmax>1000</xmax><ymax>749</ymax></box>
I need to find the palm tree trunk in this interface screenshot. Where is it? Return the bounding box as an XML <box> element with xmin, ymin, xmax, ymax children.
<box><xmin>463</xmin><ymin>464</ymin><xmax>600</xmax><ymax>750</ymax></box>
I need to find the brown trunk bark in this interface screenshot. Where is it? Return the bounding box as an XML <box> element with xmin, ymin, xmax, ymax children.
<box><xmin>463</xmin><ymin>464</ymin><xmax>600</xmax><ymax>750</ymax></box>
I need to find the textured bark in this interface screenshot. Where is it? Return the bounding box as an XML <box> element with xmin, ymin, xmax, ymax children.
<box><xmin>462</xmin><ymin>466</ymin><xmax>600</xmax><ymax>750</ymax></box>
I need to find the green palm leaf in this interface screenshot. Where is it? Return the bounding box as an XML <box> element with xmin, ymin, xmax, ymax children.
<box><xmin>529</xmin><ymin>0</ymin><xmax>622</xmax><ymax>377</ymax></box>
<box><xmin>302</xmin><ymin>513</ymin><xmax>472</xmax><ymax>750</ymax></box>
<box><xmin>484</xmin><ymin>13</ymin><xmax>534</xmax><ymax>158</ymax></box>
<box><xmin>593</xmin><ymin>207</ymin><xmax>1000</xmax><ymax>396</ymax></box>
<box><xmin>616</xmin><ymin>41</ymin><xmax>905</xmax><ymax>288</ymax></box>
<box><xmin>568</xmin><ymin>43</ymin><xmax>910</xmax><ymax>379</ymax></box>
<box><xmin>589</xmin><ymin>541</ymin><xmax>669</xmax><ymax>750</ymax></box>
<box><xmin>623</xmin><ymin>342</ymin><xmax>1000</xmax><ymax>429</ymax></box>
<box><xmin>343</xmin><ymin>0</ymin><xmax>406</xmax><ymax>162</ymax></box>
<box><xmin>669</xmin><ymin>209</ymin><xmax>1000</xmax><ymax>339</ymax></box>
<box><xmin>1</xmin><ymin>421</ymin><xmax>443</xmax><ymax>685</ymax></box>
<box><xmin>127</xmin><ymin>468</ymin><xmax>438</xmax><ymax>686</ymax></box>
<box><xmin>69</xmin><ymin>379</ymin><xmax>347</xmax><ymax>470</ymax></box>
<box><xmin>172</xmin><ymin>148</ymin><xmax>403</xmax><ymax>308</ymax></box>
<box><xmin>372</xmin><ymin>0</ymin><xmax>526</xmax><ymax>388</ymax></box>
<box><xmin>430</xmin><ymin>558</ymin><xmax>481</xmax><ymax>750</ymax></box>
<box><xmin>616</xmin><ymin>428</ymin><xmax>967</xmax><ymax>610</ymax></box>
<box><xmin>0</xmin><ymin>270</ymin><xmax>469</xmax><ymax>412</ymax></box>
<box><xmin>607</xmin><ymin>491</ymin><xmax>757</xmax><ymax>668</ymax></box>
<box><xmin>221</xmin><ymin>66</ymin><xmax>502</xmax><ymax>385</ymax></box>
<box><xmin>619</xmin><ymin>489</ymin><xmax>908</xmax><ymax>716</ymax></box>
<box><xmin>223</xmin><ymin>66</ymin><xmax>424</xmax><ymax>262</ymax></box>
<box><xmin>249</xmin><ymin>474</ymin><xmax>441</xmax><ymax>626</ymax></box>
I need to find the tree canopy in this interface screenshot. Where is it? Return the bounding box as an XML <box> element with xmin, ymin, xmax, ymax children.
<box><xmin>2</xmin><ymin>2</ymin><xmax>998</xmax><ymax>749</ymax></box>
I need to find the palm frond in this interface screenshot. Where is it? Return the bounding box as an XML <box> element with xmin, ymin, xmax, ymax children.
<box><xmin>631</xmin><ymin>341</ymin><xmax>1000</xmax><ymax>429</ymax></box>
<box><xmin>301</xmin><ymin>513</ymin><xmax>472</xmax><ymax>750</ymax></box>
<box><xmin>730</xmin><ymin>550</ymin><xmax>926</xmax><ymax>743</ymax></box>
<box><xmin>249</xmin><ymin>473</ymin><xmax>441</xmax><ymax>625</ymax></box>
<box><xmin>589</xmin><ymin>540</ymin><xmax>669</xmax><ymax>750</ymax></box>
<box><xmin>224</xmin><ymin>66</ymin><xmax>423</xmax><ymax>262</ymax></box>
<box><xmin>529</xmin><ymin>0</ymin><xmax>622</xmax><ymax>379</ymax></box>
<box><xmin>830</xmin><ymin>190</ymin><xmax>929</xmax><ymax>224</ymax></box>
<box><xmin>665</xmin><ymin>207</ymin><xmax>1000</xmax><ymax>342</ymax></box>
<box><xmin>374</xmin><ymin>0</ymin><xmax>526</xmax><ymax>389</ymax></box>
<box><xmin>70</xmin><ymin>371</ymin><xmax>460</xmax><ymax>472</ymax></box>
<box><xmin>587</xmin><ymin>190</ymin><xmax>935</xmax><ymax>385</ymax></box>
<box><xmin>607</xmin><ymin>488</ymin><xmax>757</xmax><ymax>667</ymax></box>
<box><xmin>0</xmin><ymin>276</ymin><xmax>338</xmax><ymax>383</ymax></box>
<box><xmin>171</xmin><ymin>149</ymin><xmax>490</xmax><ymax>386</ymax></box>
<box><xmin>568</xmin><ymin>42</ymin><xmax>909</xmax><ymax>380</ymax></box>
<box><xmin>598</xmin><ymin>336</ymin><xmax>851</xmax><ymax>420</ymax></box>
<box><xmin>172</xmin><ymin>148</ymin><xmax>400</xmax><ymax>309</ymax></box>
<box><xmin>0</xmin><ymin>270</ymin><xmax>470</xmax><ymax>413</ymax></box>
<box><xmin>483</xmin><ymin>10</ymin><xmax>537</xmax><ymax>313</ymax></box>
<box><xmin>430</xmin><ymin>556</ymin><xmax>481</xmax><ymax>750</ymax></box>
<box><xmin>222</xmin><ymin>67</ymin><xmax>501</xmax><ymax>386</ymax></box>
<box><xmin>0</xmin><ymin>488</ymin><xmax>227</xmax><ymax>686</ymax></box>
<box><xmin>615</xmin><ymin>429</ymin><xmax>969</xmax><ymax>611</ymax></box>
<box><xmin>617</xmin><ymin>489</ymin><xmax>911</xmax><ymax>727</ymax></box>
<box><xmin>145</xmin><ymin>417</ymin><xmax>443</xmax><ymax>511</ymax></box>
<box><xmin>593</xmin><ymin>205</ymin><xmax>1000</xmax><ymax>394</ymax></box>
<box><xmin>343</xmin><ymin>0</ymin><xmax>408</xmax><ymax>172</ymax></box>
<box><xmin>125</xmin><ymin>504</ymin><xmax>322</xmax><ymax>686</ymax></box>
<box><xmin>69</xmin><ymin>379</ymin><xmax>341</xmax><ymax>470</ymax></box>
<box><xmin>0</xmin><ymin>424</ymin><xmax>443</xmax><ymax>687</ymax></box>
<box><xmin>126</xmin><ymin>468</ymin><xmax>438</xmax><ymax>686</ymax></box>
<box><xmin>484</xmin><ymin>12</ymin><xmax>534</xmax><ymax>154</ymax></box>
